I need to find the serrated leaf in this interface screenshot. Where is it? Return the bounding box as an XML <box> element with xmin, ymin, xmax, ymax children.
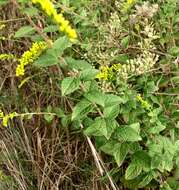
<box><xmin>34</xmin><ymin>49</ymin><xmax>58</xmax><ymax>67</ymax></box>
<box><xmin>100</xmin><ymin>141</ymin><xmax>119</xmax><ymax>155</ymax></box>
<box><xmin>52</xmin><ymin>36</ymin><xmax>71</xmax><ymax>56</ymax></box>
<box><xmin>114</xmin><ymin>142</ymin><xmax>129</xmax><ymax>167</ymax></box>
<box><xmin>80</xmin><ymin>68</ymin><xmax>99</xmax><ymax>81</ymax></box>
<box><xmin>104</xmin><ymin>105</ymin><xmax>120</xmax><ymax>119</ymax></box>
<box><xmin>61</xmin><ymin>77</ymin><xmax>80</xmax><ymax>96</ymax></box>
<box><xmin>65</xmin><ymin>57</ymin><xmax>92</xmax><ymax>70</ymax></box>
<box><xmin>104</xmin><ymin>94</ymin><xmax>125</xmax><ymax>107</ymax></box>
<box><xmin>115</xmin><ymin>123</ymin><xmax>141</xmax><ymax>142</ymax></box>
<box><xmin>125</xmin><ymin>163</ymin><xmax>142</xmax><ymax>180</ymax></box>
<box><xmin>138</xmin><ymin>171</ymin><xmax>155</xmax><ymax>188</ymax></box>
<box><xmin>72</xmin><ymin>99</ymin><xmax>92</xmax><ymax>120</ymax></box>
<box><xmin>132</xmin><ymin>151</ymin><xmax>151</xmax><ymax>171</ymax></box>
<box><xmin>84</xmin><ymin>117</ymin><xmax>107</xmax><ymax>138</ymax></box>
<box><xmin>14</xmin><ymin>26</ymin><xmax>35</xmax><ymax>38</ymax></box>
<box><xmin>105</xmin><ymin>119</ymin><xmax>117</xmax><ymax>139</ymax></box>
<box><xmin>84</xmin><ymin>90</ymin><xmax>106</xmax><ymax>107</ymax></box>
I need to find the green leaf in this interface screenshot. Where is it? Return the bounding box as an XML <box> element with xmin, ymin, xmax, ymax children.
<box><xmin>34</xmin><ymin>49</ymin><xmax>58</xmax><ymax>67</ymax></box>
<box><xmin>80</xmin><ymin>68</ymin><xmax>99</xmax><ymax>81</ymax></box>
<box><xmin>44</xmin><ymin>106</ymin><xmax>54</xmax><ymax>123</ymax></box>
<box><xmin>84</xmin><ymin>118</ymin><xmax>116</xmax><ymax>139</ymax></box>
<box><xmin>84</xmin><ymin>90</ymin><xmax>106</xmax><ymax>107</ymax></box>
<box><xmin>171</xmin><ymin>76</ymin><xmax>179</xmax><ymax>85</ymax></box>
<box><xmin>132</xmin><ymin>151</ymin><xmax>151</xmax><ymax>171</ymax></box>
<box><xmin>104</xmin><ymin>105</ymin><xmax>120</xmax><ymax>119</ymax></box>
<box><xmin>138</xmin><ymin>171</ymin><xmax>156</xmax><ymax>188</ymax></box>
<box><xmin>100</xmin><ymin>141</ymin><xmax>119</xmax><ymax>155</ymax></box>
<box><xmin>114</xmin><ymin>142</ymin><xmax>129</xmax><ymax>167</ymax></box>
<box><xmin>23</xmin><ymin>7</ymin><xmax>39</xmax><ymax>16</ymax></box>
<box><xmin>65</xmin><ymin>57</ymin><xmax>92</xmax><ymax>70</ymax></box>
<box><xmin>169</xmin><ymin>46</ymin><xmax>179</xmax><ymax>56</ymax></box>
<box><xmin>72</xmin><ymin>99</ymin><xmax>92</xmax><ymax>120</ymax></box>
<box><xmin>43</xmin><ymin>25</ymin><xmax>59</xmax><ymax>33</ymax></box>
<box><xmin>61</xmin><ymin>77</ymin><xmax>80</xmax><ymax>96</ymax></box>
<box><xmin>125</xmin><ymin>163</ymin><xmax>143</xmax><ymax>180</ymax></box>
<box><xmin>52</xmin><ymin>36</ymin><xmax>71</xmax><ymax>56</ymax></box>
<box><xmin>14</xmin><ymin>26</ymin><xmax>35</xmax><ymax>38</ymax></box>
<box><xmin>104</xmin><ymin>94</ymin><xmax>125</xmax><ymax>107</ymax></box>
<box><xmin>84</xmin><ymin>117</ymin><xmax>107</xmax><ymax>138</ymax></box>
<box><xmin>115</xmin><ymin>123</ymin><xmax>141</xmax><ymax>142</ymax></box>
<box><xmin>121</xmin><ymin>36</ymin><xmax>130</xmax><ymax>48</ymax></box>
<box><xmin>105</xmin><ymin>119</ymin><xmax>117</xmax><ymax>139</ymax></box>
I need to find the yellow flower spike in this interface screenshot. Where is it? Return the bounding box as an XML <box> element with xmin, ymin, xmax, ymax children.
<box><xmin>32</xmin><ymin>0</ymin><xmax>77</xmax><ymax>41</ymax></box>
<box><xmin>16</xmin><ymin>41</ymin><xmax>47</xmax><ymax>77</ymax></box>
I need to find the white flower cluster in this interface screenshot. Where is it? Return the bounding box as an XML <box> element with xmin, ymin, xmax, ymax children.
<box><xmin>130</xmin><ymin>1</ymin><xmax>159</xmax><ymax>24</ymax></box>
<box><xmin>117</xmin><ymin>24</ymin><xmax>159</xmax><ymax>79</ymax></box>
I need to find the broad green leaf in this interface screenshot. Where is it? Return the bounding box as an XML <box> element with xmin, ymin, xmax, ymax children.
<box><xmin>65</xmin><ymin>57</ymin><xmax>92</xmax><ymax>70</ymax></box>
<box><xmin>104</xmin><ymin>94</ymin><xmax>125</xmax><ymax>107</ymax></box>
<box><xmin>84</xmin><ymin>117</ymin><xmax>108</xmax><ymax>138</ymax></box>
<box><xmin>100</xmin><ymin>141</ymin><xmax>119</xmax><ymax>155</ymax></box>
<box><xmin>115</xmin><ymin>123</ymin><xmax>141</xmax><ymax>142</ymax></box>
<box><xmin>52</xmin><ymin>36</ymin><xmax>71</xmax><ymax>55</ymax></box>
<box><xmin>84</xmin><ymin>90</ymin><xmax>106</xmax><ymax>107</ymax></box>
<box><xmin>61</xmin><ymin>77</ymin><xmax>80</xmax><ymax>96</ymax></box>
<box><xmin>34</xmin><ymin>49</ymin><xmax>58</xmax><ymax>67</ymax></box>
<box><xmin>125</xmin><ymin>163</ymin><xmax>142</xmax><ymax>180</ymax></box>
<box><xmin>114</xmin><ymin>142</ymin><xmax>129</xmax><ymax>167</ymax></box>
<box><xmin>138</xmin><ymin>171</ymin><xmax>156</xmax><ymax>188</ymax></box>
<box><xmin>104</xmin><ymin>105</ymin><xmax>120</xmax><ymax>119</ymax></box>
<box><xmin>23</xmin><ymin>7</ymin><xmax>39</xmax><ymax>16</ymax></box>
<box><xmin>132</xmin><ymin>151</ymin><xmax>151</xmax><ymax>171</ymax></box>
<box><xmin>14</xmin><ymin>26</ymin><xmax>35</xmax><ymax>38</ymax></box>
<box><xmin>169</xmin><ymin>46</ymin><xmax>179</xmax><ymax>56</ymax></box>
<box><xmin>43</xmin><ymin>25</ymin><xmax>59</xmax><ymax>33</ymax></box>
<box><xmin>72</xmin><ymin>99</ymin><xmax>92</xmax><ymax>120</ymax></box>
<box><xmin>80</xmin><ymin>68</ymin><xmax>99</xmax><ymax>81</ymax></box>
<box><xmin>148</xmin><ymin>122</ymin><xmax>166</xmax><ymax>134</ymax></box>
<box><xmin>105</xmin><ymin>119</ymin><xmax>117</xmax><ymax>139</ymax></box>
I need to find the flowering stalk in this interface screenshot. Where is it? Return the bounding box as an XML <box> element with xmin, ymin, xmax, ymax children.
<box><xmin>32</xmin><ymin>0</ymin><xmax>77</xmax><ymax>41</ymax></box>
<box><xmin>0</xmin><ymin>110</ymin><xmax>56</xmax><ymax>127</ymax></box>
<box><xmin>16</xmin><ymin>41</ymin><xmax>47</xmax><ymax>77</ymax></box>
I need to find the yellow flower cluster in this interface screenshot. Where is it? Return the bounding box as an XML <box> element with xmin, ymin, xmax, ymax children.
<box><xmin>136</xmin><ymin>94</ymin><xmax>151</xmax><ymax>111</ymax></box>
<box><xmin>16</xmin><ymin>41</ymin><xmax>47</xmax><ymax>77</ymax></box>
<box><xmin>0</xmin><ymin>53</ymin><xmax>17</xmax><ymax>61</ymax></box>
<box><xmin>0</xmin><ymin>110</ymin><xmax>16</xmax><ymax>127</ymax></box>
<box><xmin>96</xmin><ymin>64</ymin><xmax>121</xmax><ymax>81</ymax></box>
<box><xmin>32</xmin><ymin>0</ymin><xmax>77</xmax><ymax>41</ymax></box>
<box><xmin>122</xmin><ymin>0</ymin><xmax>136</xmax><ymax>13</ymax></box>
